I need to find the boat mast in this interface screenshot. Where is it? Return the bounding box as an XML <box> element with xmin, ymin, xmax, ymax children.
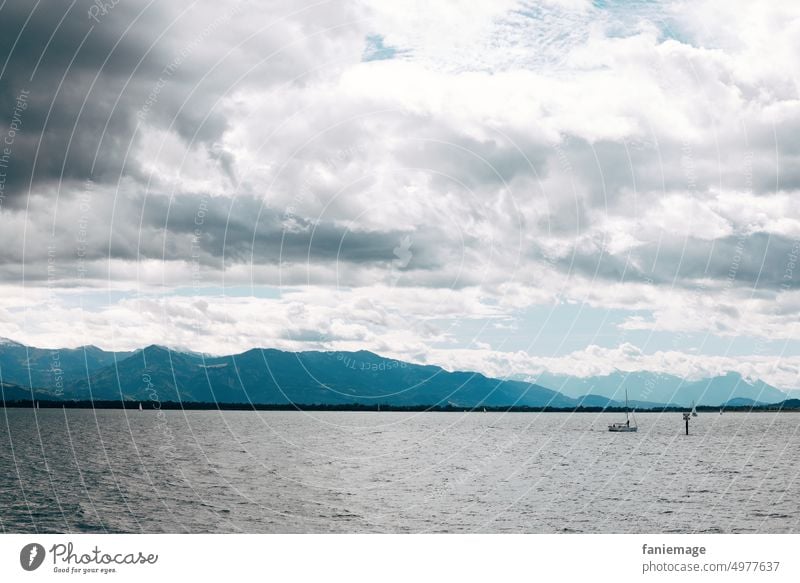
<box><xmin>625</xmin><ymin>388</ymin><xmax>629</xmax><ymax>422</ymax></box>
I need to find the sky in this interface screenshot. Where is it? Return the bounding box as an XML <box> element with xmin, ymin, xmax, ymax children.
<box><xmin>1</xmin><ymin>0</ymin><xmax>800</xmax><ymax>388</ymax></box>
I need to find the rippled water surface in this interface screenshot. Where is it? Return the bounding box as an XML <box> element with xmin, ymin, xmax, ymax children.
<box><xmin>1</xmin><ymin>409</ymin><xmax>798</xmax><ymax>533</ymax></box>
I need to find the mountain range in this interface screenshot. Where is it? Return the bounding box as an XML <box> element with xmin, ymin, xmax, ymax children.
<box><xmin>0</xmin><ymin>338</ymin><xmax>793</xmax><ymax>408</ymax></box>
<box><xmin>531</xmin><ymin>370</ymin><xmax>788</xmax><ymax>407</ymax></box>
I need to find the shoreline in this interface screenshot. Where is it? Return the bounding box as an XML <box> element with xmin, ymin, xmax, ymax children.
<box><xmin>2</xmin><ymin>399</ymin><xmax>799</xmax><ymax>413</ymax></box>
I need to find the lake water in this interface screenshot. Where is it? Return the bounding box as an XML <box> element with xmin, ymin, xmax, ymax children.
<box><xmin>1</xmin><ymin>409</ymin><xmax>798</xmax><ymax>533</ymax></box>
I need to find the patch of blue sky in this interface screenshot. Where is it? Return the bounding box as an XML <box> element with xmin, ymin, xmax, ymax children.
<box><xmin>362</xmin><ymin>34</ymin><xmax>408</xmax><ymax>62</ymax></box>
<box><xmin>428</xmin><ymin>302</ymin><xmax>800</xmax><ymax>357</ymax></box>
<box><xmin>51</xmin><ymin>286</ymin><xmax>284</xmax><ymax>311</ymax></box>
<box><xmin>429</xmin><ymin>303</ymin><xmax>635</xmax><ymax>354</ymax></box>
<box><xmin>592</xmin><ymin>0</ymin><xmax>685</xmax><ymax>42</ymax></box>
<box><xmin>169</xmin><ymin>286</ymin><xmax>283</xmax><ymax>298</ymax></box>
<box><xmin>616</xmin><ymin>329</ymin><xmax>800</xmax><ymax>358</ymax></box>
<box><xmin>55</xmin><ymin>289</ymin><xmax>135</xmax><ymax>310</ymax></box>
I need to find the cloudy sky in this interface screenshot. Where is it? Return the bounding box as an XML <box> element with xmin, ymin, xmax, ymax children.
<box><xmin>1</xmin><ymin>0</ymin><xmax>799</xmax><ymax>388</ymax></box>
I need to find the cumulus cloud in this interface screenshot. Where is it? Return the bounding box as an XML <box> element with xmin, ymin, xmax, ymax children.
<box><xmin>423</xmin><ymin>343</ymin><xmax>800</xmax><ymax>391</ymax></box>
<box><xmin>1</xmin><ymin>0</ymin><xmax>800</xmax><ymax>382</ymax></box>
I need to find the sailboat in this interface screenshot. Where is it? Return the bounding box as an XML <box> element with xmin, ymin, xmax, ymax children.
<box><xmin>609</xmin><ymin>389</ymin><xmax>637</xmax><ymax>432</ymax></box>
<box><xmin>691</xmin><ymin>401</ymin><xmax>698</xmax><ymax>417</ymax></box>
<box><xmin>138</xmin><ymin>403</ymin><xmax>143</xmax><ymax>412</ymax></box>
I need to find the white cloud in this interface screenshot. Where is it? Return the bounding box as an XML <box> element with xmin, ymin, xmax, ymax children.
<box><xmin>3</xmin><ymin>0</ymin><xmax>800</xmax><ymax>377</ymax></box>
<box><xmin>422</xmin><ymin>343</ymin><xmax>800</xmax><ymax>391</ymax></box>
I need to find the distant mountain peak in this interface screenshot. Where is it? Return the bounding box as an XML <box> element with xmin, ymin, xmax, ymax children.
<box><xmin>139</xmin><ymin>344</ymin><xmax>173</xmax><ymax>353</ymax></box>
<box><xmin>77</xmin><ymin>344</ymin><xmax>104</xmax><ymax>352</ymax></box>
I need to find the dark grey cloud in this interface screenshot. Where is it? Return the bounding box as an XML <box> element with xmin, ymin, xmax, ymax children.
<box><xmin>0</xmin><ymin>0</ymin><xmax>365</xmax><ymax>205</ymax></box>
<box><xmin>530</xmin><ymin>231</ymin><xmax>800</xmax><ymax>292</ymax></box>
<box><xmin>641</xmin><ymin>232</ymin><xmax>800</xmax><ymax>292</ymax></box>
<box><xmin>0</xmin><ymin>188</ymin><xmax>451</xmax><ymax>285</ymax></box>
<box><xmin>0</xmin><ymin>1</ymin><xmax>173</xmax><ymax>199</ymax></box>
<box><xmin>141</xmin><ymin>193</ymin><xmax>428</xmax><ymax>267</ymax></box>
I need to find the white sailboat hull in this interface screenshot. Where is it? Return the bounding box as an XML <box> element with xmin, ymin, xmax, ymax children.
<box><xmin>608</xmin><ymin>423</ymin><xmax>637</xmax><ymax>432</ymax></box>
<box><xmin>609</xmin><ymin>388</ymin><xmax>638</xmax><ymax>432</ymax></box>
